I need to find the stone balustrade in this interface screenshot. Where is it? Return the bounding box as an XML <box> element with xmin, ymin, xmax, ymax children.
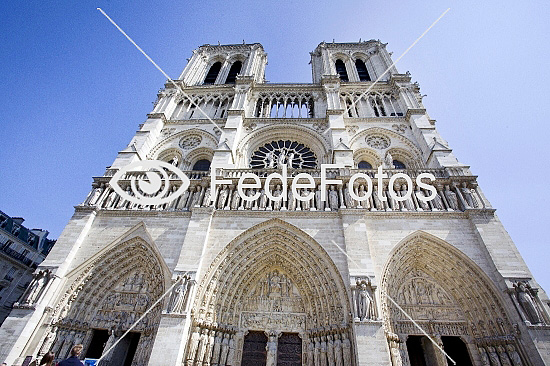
<box><xmin>83</xmin><ymin>168</ymin><xmax>485</xmax><ymax>213</ymax></box>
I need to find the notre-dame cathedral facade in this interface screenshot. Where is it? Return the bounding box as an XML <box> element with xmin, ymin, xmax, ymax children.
<box><xmin>1</xmin><ymin>41</ymin><xmax>549</xmax><ymax>366</ymax></box>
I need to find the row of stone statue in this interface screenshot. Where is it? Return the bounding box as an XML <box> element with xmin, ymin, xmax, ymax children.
<box><xmin>84</xmin><ymin>181</ymin><xmax>483</xmax><ymax>212</ymax></box>
<box><xmin>185</xmin><ymin>325</ymin><xmax>237</xmax><ymax>366</ymax></box>
<box><xmin>478</xmin><ymin>343</ymin><xmax>524</xmax><ymax>366</ymax></box>
<box><xmin>303</xmin><ymin>330</ymin><xmax>353</xmax><ymax>366</ymax></box>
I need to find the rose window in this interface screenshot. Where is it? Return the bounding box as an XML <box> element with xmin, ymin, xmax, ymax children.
<box><xmin>250</xmin><ymin>140</ymin><xmax>317</xmax><ymax>169</ymax></box>
<box><xmin>179</xmin><ymin>135</ymin><xmax>202</xmax><ymax>149</ymax></box>
<box><xmin>365</xmin><ymin>134</ymin><xmax>390</xmax><ymax>149</ymax></box>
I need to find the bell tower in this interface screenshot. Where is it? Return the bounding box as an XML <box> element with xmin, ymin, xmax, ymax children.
<box><xmin>179</xmin><ymin>43</ymin><xmax>267</xmax><ymax>86</ymax></box>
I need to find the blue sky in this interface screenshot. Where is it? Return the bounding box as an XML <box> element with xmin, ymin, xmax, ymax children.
<box><xmin>1</xmin><ymin>1</ymin><xmax>549</xmax><ymax>290</ymax></box>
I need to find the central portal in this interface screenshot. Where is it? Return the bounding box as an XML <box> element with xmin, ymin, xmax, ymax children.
<box><xmin>241</xmin><ymin>332</ymin><xmax>302</xmax><ymax>366</ymax></box>
<box><xmin>185</xmin><ymin>220</ymin><xmax>353</xmax><ymax>366</ymax></box>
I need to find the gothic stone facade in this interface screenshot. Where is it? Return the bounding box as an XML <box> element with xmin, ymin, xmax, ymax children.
<box><xmin>1</xmin><ymin>41</ymin><xmax>549</xmax><ymax>366</ymax></box>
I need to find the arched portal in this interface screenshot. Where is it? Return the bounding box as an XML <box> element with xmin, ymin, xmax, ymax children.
<box><xmin>381</xmin><ymin>231</ymin><xmax>527</xmax><ymax>366</ymax></box>
<box><xmin>40</xmin><ymin>235</ymin><xmax>169</xmax><ymax>366</ymax></box>
<box><xmin>185</xmin><ymin>219</ymin><xmax>354</xmax><ymax>366</ymax></box>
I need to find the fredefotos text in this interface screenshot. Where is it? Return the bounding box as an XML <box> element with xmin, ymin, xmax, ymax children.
<box><xmin>110</xmin><ymin>161</ymin><xmax>437</xmax><ymax>206</ymax></box>
<box><xmin>211</xmin><ymin>164</ymin><xmax>437</xmax><ymax>204</ymax></box>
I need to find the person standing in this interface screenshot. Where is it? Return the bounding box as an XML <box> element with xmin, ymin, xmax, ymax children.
<box><xmin>58</xmin><ymin>345</ymin><xmax>84</xmax><ymax>366</ymax></box>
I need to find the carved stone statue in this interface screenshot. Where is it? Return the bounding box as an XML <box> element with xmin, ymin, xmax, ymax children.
<box><xmin>341</xmin><ymin>332</ymin><xmax>352</xmax><ymax>365</ymax></box>
<box><xmin>259</xmin><ymin>189</ymin><xmax>268</xmax><ymax>210</ymax></box>
<box><xmin>356</xmin><ymin>281</ymin><xmax>374</xmax><ymax>321</ymax></box>
<box><xmin>460</xmin><ymin>182</ymin><xmax>479</xmax><ymax>208</ymax></box>
<box><xmin>431</xmin><ymin>188</ymin><xmax>445</xmax><ymax>210</ymax></box>
<box><xmin>266</xmin><ymin>332</ymin><xmax>278</xmax><ymax>366</ymax></box>
<box><xmin>38</xmin><ymin>325</ymin><xmax>57</xmax><ymax>357</ymax></box>
<box><xmin>272</xmin><ymin>185</ymin><xmax>282</xmax><ymax>210</ymax></box>
<box><xmin>478</xmin><ymin>347</ymin><xmax>491</xmax><ymax>366</ymax></box>
<box><xmin>277</xmin><ymin>150</ymin><xmax>287</xmax><ymax>168</ymax></box>
<box><xmin>516</xmin><ymin>281</ymin><xmax>543</xmax><ymax>324</ymax></box>
<box><xmin>287</xmin><ymin>188</ymin><xmax>296</xmax><ymax>210</ymax></box>
<box><xmin>329</xmin><ymin>186</ymin><xmax>339</xmax><ymax>210</ymax></box>
<box><xmin>105</xmin><ymin>190</ymin><xmax>118</xmax><ymax>209</ymax></box>
<box><xmin>506</xmin><ymin>344</ymin><xmax>523</xmax><ymax>366</ymax></box>
<box><xmin>497</xmin><ymin>345</ymin><xmax>512</xmax><ymax>366</ymax></box>
<box><xmin>217</xmin><ymin>185</ymin><xmax>229</xmax><ymax>210</ymax></box>
<box><xmin>266</xmin><ymin>151</ymin><xmax>275</xmax><ymax>168</ymax></box>
<box><xmin>87</xmin><ymin>186</ymin><xmax>103</xmax><ymax>206</ymax></box>
<box><xmin>384</xmin><ymin>152</ymin><xmax>394</xmax><ymax>169</ymax></box>
<box><xmin>169</xmin><ymin>155</ymin><xmax>179</xmax><ymax>166</ymax></box>
<box><xmin>202</xmin><ymin>187</ymin><xmax>212</xmax><ymax>207</ymax></box>
<box><xmin>487</xmin><ymin>346</ymin><xmax>502</xmax><ymax>366</ymax></box>
<box><xmin>334</xmin><ymin>334</ymin><xmax>343</xmax><ymax>366</ymax></box>
<box><xmin>401</xmin><ymin>184</ymin><xmax>415</xmax><ymax>211</ymax></box>
<box><xmin>315</xmin><ymin>186</ymin><xmax>324</xmax><ymax>211</ymax></box>
<box><xmin>301</xmin><ymin>189</ymin><xmax>311</xmax><ymax>210</ymax></box>
<box><xmin>167</xmin><ymin>278</ymin><xmax>188</xmax><ymax>313</ymax></box>
<box><xmin>101</xmin><ymin>327</ymin><xmax>118</xmax><ymax>363</ymax></box>
<box><xmin>372</xmin><ymin>186</ymin><xmax>384</xmax><ymax>210</ymax></box>
<box><xmin>189</xmin><ymin>186</ymin><xmax>202</xmax><ymax>208</ymax></box>
<box><xmin>287</xmin><ymin>152</ymin><xmax>295</xmax><ymax>168</ymax></box>
<box><xmin>22</xmin><ymin>270</ymin><xmax>51</xmax><ymax>305</ymax></box>
<box><xmin>245</xmin><ymin>189</ymin><xmax>255</xmax><ymax>209</ymax></box>
<box><xmin>344</xmin><ymin>184</ymin><xmax>354</xmax><ymax>208</ymax></box>
<box><xmin>230</xmin><ymin>188</ymin><xmax>240</xmax><ymax>210</ymax></box>
<box><xmin>415</xmin><ymin>189</ymin><xmax>430</xmax><ymax>210</ymax></box>
<box><xmin>444</xmin><ymin>185</ymin><xmax>459</xmax><ymax>210</ymax></box>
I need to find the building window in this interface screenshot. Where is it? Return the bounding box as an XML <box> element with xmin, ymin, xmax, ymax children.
<box><xmin>335</xmin><ymin>59</ymin><xmax>349</xmax><ymax>82</ymax></box>
<box><xmin>192</xmin><ymin>159</ymin><xmax>211</xmax><ymax>171</ymax></box>
<box><xmin>225</xmin><ymin>61</ymin><xmax>242</xmax><ymax>84</ymax></box>
<box><xmin>203</xmin><ymin>62</ymin><xmax>222</xmax><ymax>84</ymax></box>
<box><xmin>355</xmin><ymin>59</ymin><xmax>371</xmax><ymax>81</ymax></box>
<box><xmin>250</xmin><ymin>140</ymin><xmax>317</xmax><ymax>169</ymax></box>
<box><xmin>393</xmin><ymin>160</ymin><xmax>406</xmax><ymax>169</ymax></box>
<box><xmin>4</xmin><ymin>267</ymin><xmax>16</xmax><ymax>281</ymax></box>
<box><xmin>358</xmin><ymin>161</ymin><xmax>372</xmax><ymax>169</ymax></box>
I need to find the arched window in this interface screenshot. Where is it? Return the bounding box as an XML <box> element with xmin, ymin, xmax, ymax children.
<box><xmin>358</xmin><ymin>161</ymin><xmax>372</xmax><ymax>169</ymax></box>
<box><xmin>355</xmin><ymin>59</ymin><xmax>371</xmax><ymax>81</ymax></box>
<box><xmin>192</xmin><ymin>159</ymin><xmax>211</xmax><ymax>171</ymax></box>
<box><xmin>335</xmin><ymin>59</ymin><xmax>349</xmax><ymax>82</ymax></box>
<box><xmin>225</xmin><ymin>61</ymin><xmax>242</xmax><ymax>84</ymax></box>
<box><xmin>393</xmin><ymin>160</ymin><xmax>406</xmax><ymax>169</ymax></box>
<box><xmin>203</xmin><ymin>62</ymin><xmax>222</xmax><ymax>84</ymax></box>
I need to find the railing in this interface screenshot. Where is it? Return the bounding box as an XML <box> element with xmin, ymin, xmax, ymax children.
<box><xmin>253</xmin><ymin>92</ymin><xmax>314</xmax><ymax>118</ymax></box>
<box><xmin>1</xmin><ymin>246</ymin><xmax>34</xmax><ymax>268</ymax></box>
<box><xmin>84</xmin><ymin>167</ymin><xmax>483</xmax><ymax>212</ymax></box>
<box><xmin>340</xmin><ymin>91</ymin><xmax>403</xmax><ymax>118</ymax></box>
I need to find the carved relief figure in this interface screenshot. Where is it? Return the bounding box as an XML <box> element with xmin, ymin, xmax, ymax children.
<box><xmin>515</xmin><ymin>281</ymin><xmax>543</xmax><ymax>324</ymax></box>
<box><xmin>329</xmin><ymin>186</ymin><xmax>339</xmax><ymax>210</ymax></box>
<box><xmin>356</xmin><ymin>282</ymin><xmax>374</xmax><ymax>321</ymax></box>
<box><xmin>444</xmin><ymin>185</ymin><xmax>459</xmax><ymax>210</ymax></box>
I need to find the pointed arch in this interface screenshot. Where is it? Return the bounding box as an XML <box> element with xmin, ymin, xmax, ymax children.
<box><xmin>186</xmin><ymin>219</ymin><xmax>354</xmax><ymax>365</ymax></box>
<box><xmin>380</xmin><ymin>231</ymin><xmax>526</xmax><ymax>364</ymax></box>
<box><xmin>204</xmin><ymin>61</ymin><xmax>222</xmax><ymax>84</ymax></box>
<box><xmin>46</xmin><ymin>224</ymin><xmax>171</xmax><ymax>365</ymax></box>
<box><xmin>194</xmin><ymin>218</ymin><xmax>350</xmax><ymax>326</ymax></box>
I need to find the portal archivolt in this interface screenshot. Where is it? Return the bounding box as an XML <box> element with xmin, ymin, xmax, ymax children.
<box><xmin>381</xmin><ymin>231</ymin><xmax>527</xmax><ymax>366</ymax></box>
<box><xmin>39</xmin><ymin>235</ymin><xmax>169</xmax><ymax>366</ymax></box>
<box><xmin>186</xmin><ymin>219</ymin><xmax>354</xmax><ymax>366</ymax></box>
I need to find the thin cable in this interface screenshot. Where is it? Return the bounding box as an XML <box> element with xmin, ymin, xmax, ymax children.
<box><xmin>97</xmin><ymin>8</ymin><xmax>223</xmax><ymax>134</ymax></box>
<box><xmin>345</xmin><ymin>8</ymin><xmax>450</xmax><ymax>117</ymax></box>
<box><xmin>386</xmin><ymin>294</ymin><xmax>456</xmax><ymax>365</ymax></box>
<box><xmin>96</xmin><ymin>275</ymin><xmax>185</xmax><ymax>363</ymax></box>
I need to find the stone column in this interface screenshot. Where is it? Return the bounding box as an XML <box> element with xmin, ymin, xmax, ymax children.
<box><xmin>265</xmin><ymin>331</ymin><xmax>279</xmax><ymax>366</ymax></box>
